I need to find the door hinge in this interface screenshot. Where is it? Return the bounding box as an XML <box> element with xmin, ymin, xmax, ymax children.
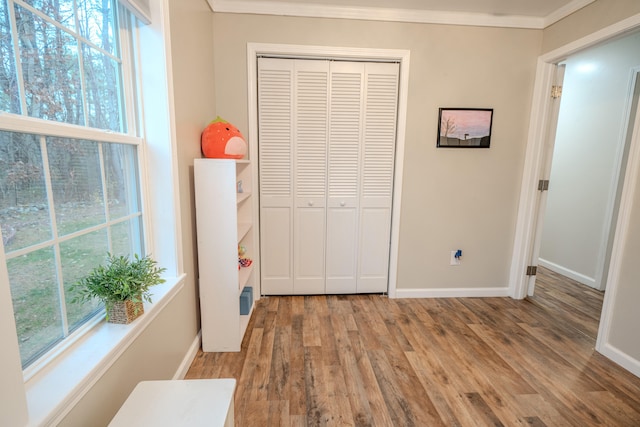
<box><xmin>526</xmin><ymin>265</ymin><xmax>537</xmax><ymax>276</ymax></box>
<box><xmin>538</xmin><ymin>179</ymin><xmax>550</xmax><ymax>191</ymax></box>
<box><xmin>551</xmin><ymin>85</ymin><xmax>562</xmax><ymax>99</ymax></box>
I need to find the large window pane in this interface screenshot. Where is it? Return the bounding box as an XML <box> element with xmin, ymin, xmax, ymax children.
<box><xmin>0</xmin><ymin>131</ymin><xmax>52</xmax><ymax>252</ymax></box>
<box><xmin>15</xmin><ymin>4</ymin><xmax>85</xmax><ymax>125</ymax></box>
<box><xmin>60</xmin><ymin>229</ymin><xmax>107</xmax><ymax>329</ymax></box>
<box><xmin>8</xmin><ymin>246</ymin><xmax>63</xmax><ymax>366</ymax></box>
<box><xmin>0</xmin><ymin>0</ymin><xmax>20</xmax><ymax>114</ymax></box>
<box><xmin>83</xmin><ymin>45</ymin><xmax>123</xmax><ymax>131</ymax></box>
<box><xmin>104</xmin><ymin>143</ymin><xmax>138</xmax><ymax>219</ymax></box>
<box><xmin>47</xmin><ymin>137</ymin><xmax>105</xmax><ymax>235</ymax></box>
<box><xmin>110</xmin><ymin>217</ymin><xmax>142</xmax><ymax>258</ymax></box>
<box><xmin>77</xmin><ymin>0</ymin><xmax>116</xmax><ymax>55</ymax></box>
<box><xmin>23</xmin><ymin>0</ymin><xmax>76</xmax><ymax>31</ymax></box>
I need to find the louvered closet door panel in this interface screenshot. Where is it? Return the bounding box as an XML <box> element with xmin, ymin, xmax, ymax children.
<box><xmin>258</xmin><ymin>58</ymin><xmax>294</xmax><ymax>295</ymax></box>
<box><xmin>357</xmin><ymin>62</ymin><xmax>399</xmax><ymax>293</ymax></box>
<box><xmin>293</xmin><ymin>60</ymin><xmax>329</xmax><ymax>294</ymax></box>
<box><xmin>325</xmin><ymin>61</ymin><xmax>364</xmax><ymax>294</ymax></box>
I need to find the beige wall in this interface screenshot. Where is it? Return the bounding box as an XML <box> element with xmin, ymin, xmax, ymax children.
<box><xmin>58</xmin><ymin>0</ymin><xmax>214</xmax><ymax>424</ymax></box>
<box><xmin>168</xmin><ymin>0</ymin><xmax>216</xmax><ymax>326</ymax></box>
<box><xmin>213</xmin><ymin>13</ymin><xmax>541</xmax><ymax>290</ymax></box>
<box><xmin>542</xmin><ymin>0</ymin><xmax>640</xmax><ymax>53</ymax></box>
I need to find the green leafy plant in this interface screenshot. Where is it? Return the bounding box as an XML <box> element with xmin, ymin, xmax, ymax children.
<box><xmin>71</xmin><ymin>253</ymin><xmax>166</xmax><ymax>319</ymax></box>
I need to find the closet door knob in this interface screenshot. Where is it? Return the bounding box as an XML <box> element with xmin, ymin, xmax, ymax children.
<box><xmin>340</xmin><ymin>201</ymin><xmax>346</xmax><ymax>207</ymax></box>
<box><xmin>308</xmin><ymin>201</ymin><xmax>314</xmax><ymax>206</ymax></box>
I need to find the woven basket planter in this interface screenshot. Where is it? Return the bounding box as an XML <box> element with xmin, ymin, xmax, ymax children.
<box><xmin>108</xmin><ymin>299</ymin><xmax>144</xmax><ymax>324</ymax></box>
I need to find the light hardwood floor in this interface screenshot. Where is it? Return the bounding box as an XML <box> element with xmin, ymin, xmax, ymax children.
<box><xmin>185</xmin><ymin>268</ymin><xmax>640</xmax><ymax>426</ymax></box>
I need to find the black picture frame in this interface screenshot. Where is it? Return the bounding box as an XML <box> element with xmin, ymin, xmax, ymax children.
<box><xmin>437</xmin><ymin>108</ymin><xmax>493</xmax><ymax>148</ymax></box>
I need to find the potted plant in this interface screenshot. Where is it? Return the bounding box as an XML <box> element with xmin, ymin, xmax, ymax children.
<box><xmin>71</xmin><ymin>253</ymin><xmax>166</xmax><ymax>324</ymax></box>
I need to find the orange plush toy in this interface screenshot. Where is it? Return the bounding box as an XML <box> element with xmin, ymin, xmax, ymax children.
<box><xmin>201</xmin><ymin>116</ymin><xmax>247</xmax><ymax>159</ymax></box>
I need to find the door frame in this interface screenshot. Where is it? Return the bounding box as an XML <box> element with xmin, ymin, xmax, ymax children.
<box><xmin>247</xmin><ymin>43</ymin><xmax>410</xmax><ymax>298</ymax></box>
<box><xmin>524</xmin><ymin>63</ymin><xmax>565</xmax><ymax>297</ymax></box>
<box><xmin>509</xmin><ymin>15</ymin><xmax>640</xmax><ymax>361</ymax></box>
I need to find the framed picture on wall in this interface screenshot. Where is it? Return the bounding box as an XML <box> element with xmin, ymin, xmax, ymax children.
<box><xmin>437</xmin><ymin>108</ymin><xmax>493</xmax><ymax>148</ymax></box>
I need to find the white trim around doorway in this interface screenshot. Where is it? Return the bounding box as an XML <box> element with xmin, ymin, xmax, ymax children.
<box><xmin>246</xmin><ymin>43</ymin><xmax>410</xmax><ymax>298</ymax></box>
<box><xmin>509</xmin><ymin>13</ymin><xmax>640</xmax><ymax>368</ymax></box>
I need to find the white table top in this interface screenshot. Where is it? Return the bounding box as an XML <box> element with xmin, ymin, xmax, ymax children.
<box><xmin>109</xmin><ymin>379</ymin><xmax>236</xmax><ymax>427</ymax></box>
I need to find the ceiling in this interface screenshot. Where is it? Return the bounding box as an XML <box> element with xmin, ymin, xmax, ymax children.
<box><xmin>207</xmin><ymin>0</ymin><xmax>595</xmax><ymax>29</ymax></box>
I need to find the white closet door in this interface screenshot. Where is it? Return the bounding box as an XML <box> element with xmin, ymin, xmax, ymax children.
<box><xmin>258</xmin><ymin>58</ymin><xmax>294</xmax><ymax>295</ymax></box>
<box><xmin>325</xmin><ymin>61</ymin><xmax>364</xmax><ymax>294</ymax></box>
<box><xmin>293</xmin><ymin>60</ymin><xmax>329</xmax><ymax>294</ymax></box>
<box><xmin>357</xmin><ymin>62</ymin><xmax>399</xmax><ymax>293</ymax></box>
<box><xmin>259</xmin><ymin>58</ymin><xmax>399</xmax><ymax>296</ymax></box>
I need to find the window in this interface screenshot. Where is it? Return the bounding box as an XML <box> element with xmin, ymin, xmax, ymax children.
<box><xmin>0</xmin><ymin>0</ymin><xmax>143</xmax><ymax>369</ymax></box>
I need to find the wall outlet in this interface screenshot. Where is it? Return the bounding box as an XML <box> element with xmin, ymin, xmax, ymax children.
<box><xmin>450</xmin><ymin>250</ymin><xmax>461</xmax><ymax>266</ymax></box>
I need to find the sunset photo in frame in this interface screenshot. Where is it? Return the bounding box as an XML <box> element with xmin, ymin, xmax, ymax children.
<box><xmin>437</xmin><ymin>108</ymin><xmax>493</xmax><ymax>148</ymax></box>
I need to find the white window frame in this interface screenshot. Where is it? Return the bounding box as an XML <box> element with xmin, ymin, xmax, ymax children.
<box><xmin>0</xmin><ymin>0</ymin><xmax>184</xmax><ymax>424</ymax></box>
<box><xmin>1</xmin><ymin>0</ymin><xmax>145</xmax><ymax>373</ymax></box>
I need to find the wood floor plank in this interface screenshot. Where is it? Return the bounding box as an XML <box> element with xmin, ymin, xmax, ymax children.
<box><xmin>185</xmin><ymin>269</ymin><xmax>640</xmax><ymax>426</ymax></box>
<box><xmin>267</xmin><ymin>325</ymin><xmax>291</xmax><ymax>402</ymax></box>
<box><xmin>303</xmin><ymin>312</ymin><xmax>322</xmax><ymax>347</ymax></box>
<box><xmin>241</xmin><ymin>400</ymin><xmax>269</xmax><ymax>427</ymax></box>
<box><xmin>290</xmin><ymin>415</ymin><xmax>307</xmax><ymax>426</ymax></box>
<box><xmin>289</xmin><ymin>314</ymin><xmax>307</xmax><ymax>417</ymax></box>
<box><xmin>404</xmin><ymin>351</ymin><xmax>468</xmax><ymax>426</ymax></box>
<box><xmin>349</xmin><ymin>303</ymin><xmax>383</xmax><ymax>351</ymax></box>
<box><xmin>250</xmin><ymin>299</ymin><xmax>269</xmax><ymax>329</ymax></box>
<box><xmin>371</xmin><ymin>297</ymin><xmax>414</xmax><ymax>352</ymax></box>
<box><xmin>367</xmin><ymin>349</ymin><xmax>442</xmax><ymax>426</ymax></box>
<box><xmin>412</xmin><ymin>301</ymin><xmax>535</xmax><ymax>426</ymax></box>
<box><xmin>323</xmin><ymin>364</ymin><xmax>356</xmax><ymax>426</ymax></box>
<box><xmin>582</xmin><ymin>391</ymin><xmax>640</xmax><ymax>425</ymax></box>
<box><xmin>329</xmin><ymin>314</ymin><xmax>377</xmax><ymax>426</ymax></box>
<box><xmin>468</xmin><ymin>323</ymin><xmax>608</xmax><ymax>426</ymax></box>
<box><xmin>428</xmin><ymin>300</ymin><xmax>537</xmax><ymax>396</ymax></box>
<box><xmin>464</xmin><ymin>392</ymin><xmax>505</xmax><ymax>426</ymax></box>
<box><xmin>303</xmin><ymin>346</ymin><xmax>332</xmax><ymax>425</ymax></box>
<box><xmin>378</xmin><ymin>348</ymin><xmax>445</xmax><ymax>426</ymax></box>
<box><xmin>325</xmin><ymin>294</ymin><xmax>354</xmax><ymax>315</ymax></box>
<box><xmin>522</xmin><ymin>416</ymin><xmax>548</xmax><ymax>427</ymax></box>
<box><xmin>319</xmin><ymin>314</ymin><xmax>341</xmax><ymax>366</ymax></box>
<box><xmin>267</xmin><ymin>400</ymin><xmax>290</xmax><ymax>427</ymax></box>
<box><xmin>251</xmin><ymin>311</ymin><xmax>277</xmax><ymax>402</ymax></box>
<box><xmin>234</xmin><ymin>328</ymin><xmax>264</xmax><ymax>426</ymax></box>
<box><xmin>346</xmin><ymin>330</ymin><xmax>395</xmax><ymax>426</ymax></box>
<box><xmin>402</xmin><ymin>298</ymin><xmax>529</xmax><ymax>427</ymax></box>
<box><xmin>513</xmin><ymin>394</ymin><xmax>568</xmax><ymax>427</ymax></box>
<box><xmin>275</xmin><ymin>294</ymin><xmax>292</xmax><ymax>327</ymax></box>
<box><xmin>291</xmin><ymin>296</ymin><xmax>305</xmax><ymax>315</ymax></box>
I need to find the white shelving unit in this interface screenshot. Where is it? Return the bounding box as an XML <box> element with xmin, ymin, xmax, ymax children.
<box><xmin>194</xmin><ymin>158</ymin><xmax>257</xmax><ymax>352</ymax></box>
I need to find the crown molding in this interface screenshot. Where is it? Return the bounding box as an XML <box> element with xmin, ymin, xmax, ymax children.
<box><xmin>543</xmin><ymin>0</ymin><xmax>595</xmax><ymax>27</ymax></box>
<box><xmin>207</xmin><ymin>0</ymin><xmax>595</xmax><ymax>29</ymax></box>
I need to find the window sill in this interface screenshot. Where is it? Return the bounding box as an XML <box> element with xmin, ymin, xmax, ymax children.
<box><xmin>24</xmin><ymin>274</ymin><xmax>186</xmax><ymax>427</ymax></box>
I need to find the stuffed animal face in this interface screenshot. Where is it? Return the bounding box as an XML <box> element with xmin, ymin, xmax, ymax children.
<box><xmin>201</xmin><ymin>116</ymin><xmax>247</xmax><ymax>159</ymax></box>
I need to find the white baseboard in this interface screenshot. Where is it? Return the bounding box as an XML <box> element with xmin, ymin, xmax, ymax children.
<box><xmin>394</xmin><ymin>287</ymin><xmax>510</xmax><ymax>298</ymax></box>
<box><xmin>538</xmin><ymin>258</ymin><xmax>597</xmax><ymax>288</ymax></box>
<box><xmin>173</xmin><ymin>332</ymin><xmax>202</xmax><ymax>380</ymax></box>
<box><xmin>600</xmin><ymin>342</ymin><xmax>640</xmax><ymax>378</ymax></box>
